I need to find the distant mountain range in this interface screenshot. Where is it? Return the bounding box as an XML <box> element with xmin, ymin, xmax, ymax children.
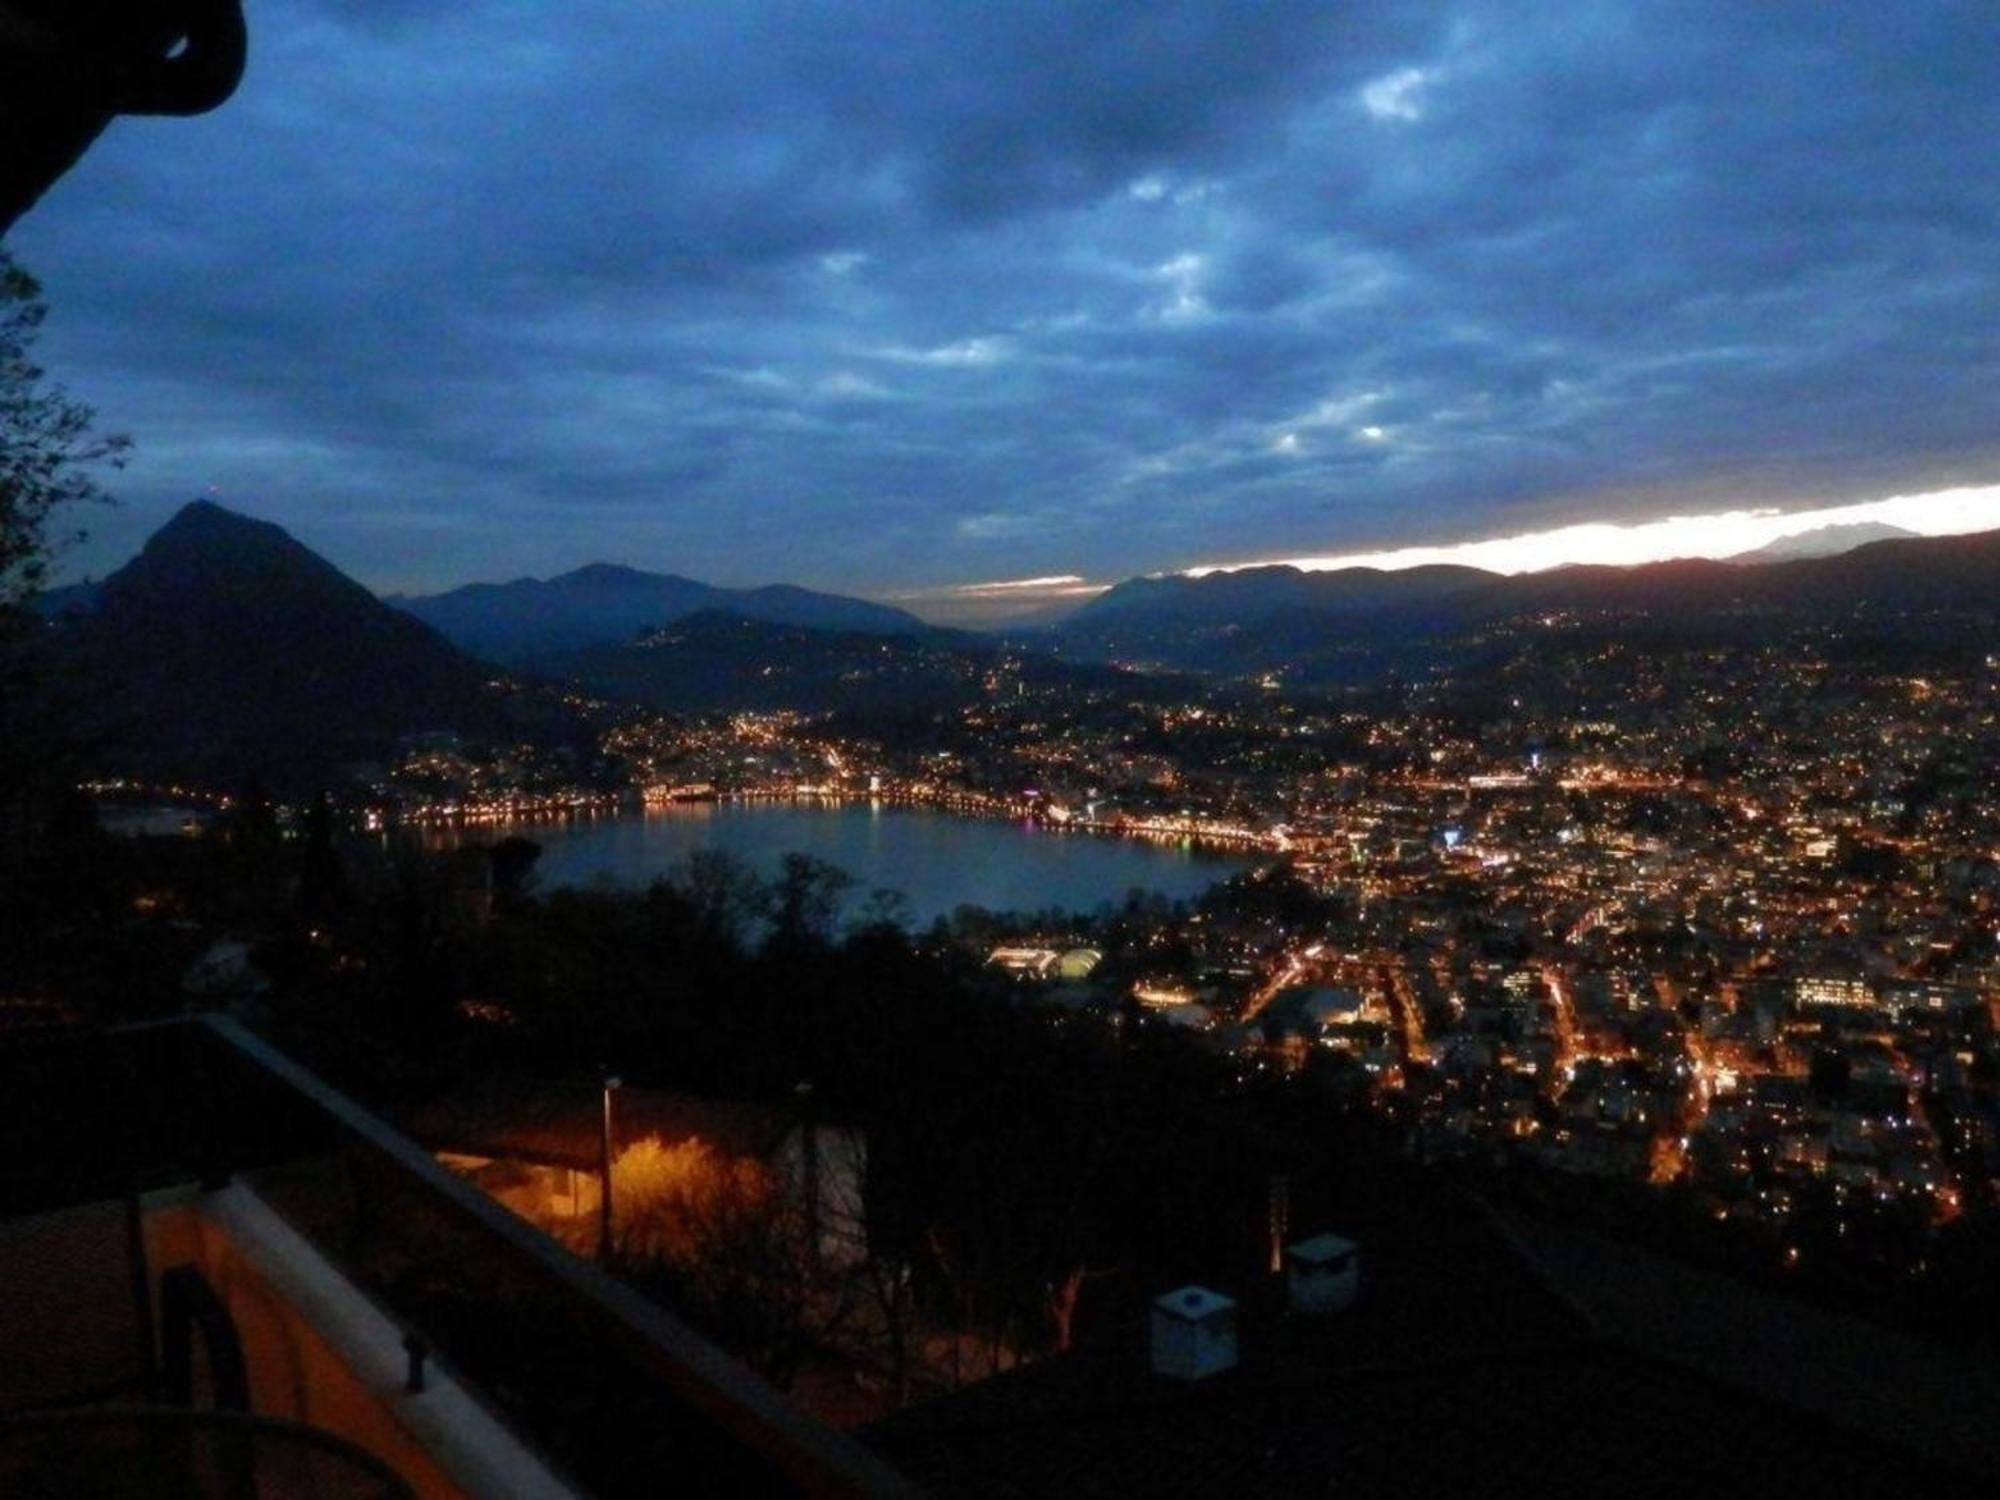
<box><xmin>1728</xmin><ymin>521</ymin><xmax>1917</xmax><ymax>564</ymax></box>
<box><xmin>32</xmin><ymin>502</ymin><xmax>1143</xmax><ymax>786</ymax></box>
<box><xmin>1045</xmin><ymin>527</ymin><xmax>2000</xmax><ymax>675</ymax></box>
<box><xmin>389</xmin><ymin>564</ymin><xmax>929</xmax><ymax>668</ymax></box>
<box><xmin>35</xmin><ymin>502</ymin><xmax>2000</xmax><ymax>790</ymax></box>
<box><xmin>1467</xmin><ymin>527</ymin><xmax>2000</xmax><ymax>618</ymax></box>
<box><xmin>1070</xmin><ymin>563</ymin><xmax>1492</xmax><ymax>630</ymax></box>
<box><xmin>38</xmin><ymin>501</ymin><xmax>557</xmax><ymax>790</ymax></box>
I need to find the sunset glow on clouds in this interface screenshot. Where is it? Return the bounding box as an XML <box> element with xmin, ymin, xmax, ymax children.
<box><xmin>949</xmin><ymin>575</ymin><xmax>1099</xmax><ymax>595</ymax></box>
<box><xmin>896</xmin><ymin>573</ymin><xmax>1107</xmax><ymax>625</ymax></box>
<box><xmin>1193</xmin><ymin>485</ymin><xmax>2000</xmax><ymax>578</ymax></box>
<box><xmin>17</xmin><ymin>4</ymin><xmax>2000</xmax><ymax>602</ymax></box>
<box><xmin>905</xmin><ymin>483</ymin><xmax>2000</xmax><ymax>625</ymax></box>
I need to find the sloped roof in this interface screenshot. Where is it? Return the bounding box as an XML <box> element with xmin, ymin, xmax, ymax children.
<box><xmin>867</xmin><ymin>1201</ymin><xmax>1995</xmax><ymax>1497</ymax></box>
<box><xmin>402</xmin><ymin>1077</ymin><xmax>797</xmax><ymax>1170</ymax></box>
<box><xmin>1503</xmin><ymin>1215</ymin><xmax>2000</xmax><ymax>1481</ymax></box>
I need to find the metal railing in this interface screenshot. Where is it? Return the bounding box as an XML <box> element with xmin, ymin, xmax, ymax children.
<box><xmin>0</xmin><ymin>1016</ymin><xmax>923</xmax><ymax>1499</ymax></box>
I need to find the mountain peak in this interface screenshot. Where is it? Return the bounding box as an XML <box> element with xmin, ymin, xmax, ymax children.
<box><xmin>58</xmin><ymin>503</ymin><xmax>510</xmax><ymax>791</ymax></box>
<box><xmin>122</xmin><ymin>499</ymin><xmax>354</xmax><ymax>602</ymax></box>
<box><xmin>155</xmin><ymin>497</ymin><xmax>278</xmax><ymax>541</ymax></box>
<box><xmin>554</xmin><ymin>562</ymin><xmax>662</xmax><ymax>586</ymax></box>
<box><xmin>1730</xmin><ymin>521</ymin><xmax>1919</xmax><ymax>565</ymax></box>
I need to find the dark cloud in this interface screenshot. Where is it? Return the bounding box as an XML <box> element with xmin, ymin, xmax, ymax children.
<box><xmin>9</xmin><ymin>1</ymin><xmax>2000</xmax><ymax>596</ymax></box>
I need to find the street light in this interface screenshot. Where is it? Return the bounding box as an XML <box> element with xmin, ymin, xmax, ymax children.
<box><xmin>599</xmin><ymin>1074</ymin><xmax>622</xmax><ymax>1260</ymax></box>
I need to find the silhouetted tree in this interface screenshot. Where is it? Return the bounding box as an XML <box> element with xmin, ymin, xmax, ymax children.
<box><xmin>672</xmin><ymin>848</ymin><xmax>769</xmax><ymax>951</ymax></box>
<box><xmin>0</xmin><ymin>251</ymin><xmax>126</xmax><ymax>610</ymax></box>
<box><xmin>848</xmin><ymin>887</ymin><xmax>913</xmax><ymax>938</ymax></box>
<box><xmin>488</xmin><ymin>834</ymin><xmax>541</xmax><ymax>909</ymax></box>
<box><xmin>0</xmin><ymin>250</ymin><xmax>128</xmax><ymax>873</ymax></box>
<box><xmin>766</xmin><ymin>852</ymin><xmax>855</xmax><ymax>957</ymax></box>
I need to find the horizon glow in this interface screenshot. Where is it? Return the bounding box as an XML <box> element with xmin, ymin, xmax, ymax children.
<box><xmin>1184</xmin><ymin>485</ymin><xmax>2000</xmax><ymax>579</ymax></box>
<box><xmin>895</xmin><ymin>482</ymin><xmax>2000</xmax><ymax>624</ymax></box>
<box><xmin>944</xmin><ymin>574</ymin><xmax>1096</xmax><ymax>596</ymax></box>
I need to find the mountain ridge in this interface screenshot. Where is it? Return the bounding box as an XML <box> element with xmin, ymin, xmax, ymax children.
<box><xmin>390</xmin><ymin>564</ymin><xmax>931</xmax><ymax>667</ymax></box>
<box><xmin>46</xmin><ymin>500</ymin><xmax>540</xmax><ymax>790</ymax></box>
<box><xmin>1727</xmin><ymin>521</ymin><xmax>1918</xmax><ymax>564</ymax></box>
<box><xmin>1048</xmin><ymin>526</ymin><xmax>2000</xmax><ymax>674</ymax></box>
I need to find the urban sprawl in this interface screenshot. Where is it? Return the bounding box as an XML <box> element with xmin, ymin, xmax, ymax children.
<box><xmin>97</xmin><ymin>614</ymin><xmax>2000</xmax><ymax>1274</ymax></box>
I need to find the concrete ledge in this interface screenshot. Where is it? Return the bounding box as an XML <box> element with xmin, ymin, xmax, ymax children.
<box><xmin>198</xmin><ymin>1183</ymin><xmax>580</xmax><ymax>1500</ymax></box>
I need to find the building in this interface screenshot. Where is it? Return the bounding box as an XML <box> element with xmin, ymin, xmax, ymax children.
<box><xmin>410</xmin><ymin>1078</ymin><xmax>869</xmax><ymax>1271</ymax></box>
<box><xmin>868</xmin><ymin>1198</ymin><xmax>2000</xmax><ymax>1496</ymax></box>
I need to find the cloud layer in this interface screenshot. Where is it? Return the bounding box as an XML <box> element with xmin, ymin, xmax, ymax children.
<box><xmin>14</xmin><ymin>2</ymin><xmax>2000</xmax><ymax>600</ymax></box>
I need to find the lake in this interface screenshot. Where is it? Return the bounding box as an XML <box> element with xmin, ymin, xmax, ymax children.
<box><xmin>425</xmin><ymin>800</ymin><xmax>1256</xmax><ymax>924</ymax></box>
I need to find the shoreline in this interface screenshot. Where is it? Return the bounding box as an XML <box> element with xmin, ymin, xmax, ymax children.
<box><xmin>399</xmin><ymin>786</ymin><xmax>1282</xmax><ymax>861</ymax></box>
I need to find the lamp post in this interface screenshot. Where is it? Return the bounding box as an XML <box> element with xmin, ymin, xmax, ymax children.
<box><xmin>599</xmin><ymin>1074</ymin><xmax>622</xmax><ymax>1260</ymax></box>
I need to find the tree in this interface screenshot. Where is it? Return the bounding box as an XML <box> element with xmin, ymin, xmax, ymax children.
<box><xmin>848</xmin><ymin>886</ymin><xmax>913</xmax><ymax>938</ymax></box>
<box><xmin>670</xmin><ymin>848</ymin><xmax>769</xmax><ymax>951</ymax></box>
<box><xmin>609</xmin><ymin>1135</ymin><xmax>838</xmax><ymax>1388</ymax></box>
<box><xmin>765</xmin><ymin>852</ymin><xmax>855</xmax><ymax>957</ymax></box>
<box><xmin>488</xmin><ymin>834</ymin><xmax>541</xmax><ymax>909</ymax></box>
<box><xmin>1</xmin><ymin>252</ymin><xmax>127</xmax><ymax>867</ymax></box>
<box><xmin>0</xmin><ymin>251</ymin><xmax>126</xmax><ymax>611</ymax></box>
<box><xmin>0</xmin><ymin>249</ymin><xmax>222</xmax><ymax>1010</ymax></box>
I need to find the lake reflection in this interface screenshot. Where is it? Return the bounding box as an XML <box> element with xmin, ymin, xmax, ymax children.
<box><xmin>423</xmin><ymin>800</ymin><xmax>1255</xmax><ymax>925</ymax></box>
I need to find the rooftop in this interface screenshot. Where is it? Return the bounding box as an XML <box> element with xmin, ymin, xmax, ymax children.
<box><xmin>868</xmin><ymin>1198</ymin><xmax>1998</xmax><ymax>1498</ymax></box>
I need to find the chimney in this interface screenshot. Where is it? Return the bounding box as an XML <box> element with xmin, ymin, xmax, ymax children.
<box><xmin>1285</xmin><ymin>1233</ymin><xmax>1360</xmax><ymax>1316</ymax></box>
<box><xmin>1267</xmin><ymin>1174</ymin><xmax>1290</xmax><ymax>1274</ymax></box>
<box><xmin>1149</xmin><ymin>1286</ymin><xmax>1238</xmax><ymax>1381</ymax></box>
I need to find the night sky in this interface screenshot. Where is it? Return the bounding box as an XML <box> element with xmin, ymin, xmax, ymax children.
<box><xmin>13</xmin><ymin>3</ymin><xmax>2000</xmax><ymax>619</ymax></box>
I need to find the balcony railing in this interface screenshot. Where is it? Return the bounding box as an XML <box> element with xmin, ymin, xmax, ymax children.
<box><xmin>0</xmin><ymin>1016</ymin><xmax>921</xmax><ymax>1499</ymax></box>
<box><xmin>0</xmin><ymin>1406</ymin><xmax>415</xmax><ymax>1500</ymax></box>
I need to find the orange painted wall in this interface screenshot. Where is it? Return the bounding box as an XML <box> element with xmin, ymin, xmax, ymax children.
<box><xmin>145</xmin><ymin>1202</ymin><xmax>471</xmax><ymax>1499</ymax></box>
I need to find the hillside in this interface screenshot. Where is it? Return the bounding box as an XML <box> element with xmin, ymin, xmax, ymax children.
<box><xmin>1050</xmin><ymin>528</ymin><xmax>2000</xmax><ymax>676</ymax></box>
<box><xmin>49</xmin><ymin>501</ymin><xmax>540</xmax><ymax>789</ymax></box>
<box><xmin>562</xmin><ymin>609</ymin><xmax>1153</xmax><ymax>722</ymax></box>
<box><xmin>392</xmin><ymin>564</ymin><xmax>928</xmax><ymax>668</ymax></box>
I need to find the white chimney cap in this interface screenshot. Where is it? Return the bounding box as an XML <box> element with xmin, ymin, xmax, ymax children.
<box><xmin>1153</xmin><ymin>1286</ymin><xmax>1235</xmax><ymax>1321</ymax></box>
<box><xmin>1287</xmin><ymin>1232</ymin><xmax>1358</xmax><ymax>1269</ymax></box>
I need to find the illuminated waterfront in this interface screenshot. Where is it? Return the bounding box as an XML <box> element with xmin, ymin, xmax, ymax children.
<box><xmin>419</xmin><ymin>799</ymin><xmax>1257</xmax><ymax>924</ymax></box>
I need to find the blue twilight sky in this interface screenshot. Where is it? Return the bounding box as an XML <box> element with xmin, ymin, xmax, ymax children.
<box><xmin>11</xmin><ymin>1</ymin><xmax>2000</xmax><ymax>618</ymax></box>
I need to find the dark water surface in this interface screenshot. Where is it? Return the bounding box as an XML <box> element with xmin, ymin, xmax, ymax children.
<box><xmin>429</xmin><ymin>801</ymin><xmax>1254</xmax><ymax>924</ymax></box>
